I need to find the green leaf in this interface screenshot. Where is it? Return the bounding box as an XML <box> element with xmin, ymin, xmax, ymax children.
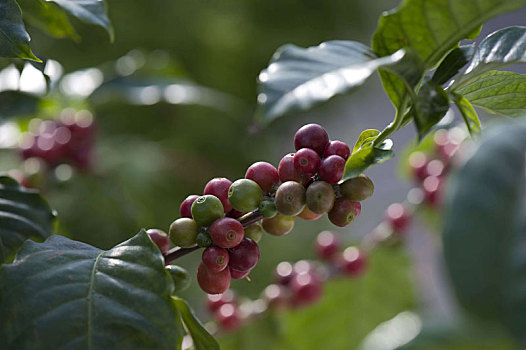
<box><xmin>0</xmin><ymin>175</ymin><xmax>55</xmax><ymax>263</ymax></box>
<box><xmin>18</xmin><ymin>0</ymin><xmax>80</xmax><ymax>40</ymax></box>
<box><xmin>372</xmin><ymin>0</ymin><xmax>526</xmax><ymax>108</ymax></box>
<box><xmin>0</xmin><ymin>90</ymin><xmax>40</xmax><ymax>120</ymax></box>
<box><xmin>173</xmin><ymin>297</ymin><xmax>219</xmax><ymax>350</ymax></box>
<box><xmin>0</xmin><ymin>0</ymin><xmax>40</xmax><ymax>61</ymax></box>
<box><xmin>413</xmin><ymin>79</ymin><xmax>450</xmax><ymax>139</ymax></box>
<box><xmin>442</xmin><ymin>118</ymin><xmax>526</xmax><ymax>343</ymax></box>
<box><xmin>48</xmin><ymin>0</ymin><xmax>113</xmax><ymax>40</ymax></box>
<box><xmin>0</xmin><ymin>230</ymin><xmax>184</xmax><ymax>350</ymax></box>
<box><xmin>432</xmin><ymin>44</ymin><xmax>475</xmax><ymax>85</ymax></box>
<box><xmin>454</xmin><ymin>71</ymin><xmax>526</xmax><ymax>118</ymax></box>
<box><xmin>453</xmin><ymin>93</ymin><xmax>481</xmax><ymax>136</ymax></box>
<box><xmin>342</xmin><ymin>129</ymin><xmax>394</xmax><ymax>181</ymax></box>
<box><xmin>256</xmin><ymin>40</ymin><xmax>417</xmax><ymax>122</ymax></box>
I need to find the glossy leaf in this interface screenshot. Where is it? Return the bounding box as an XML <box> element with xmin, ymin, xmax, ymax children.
<box><xmin>0</xmin><ymin>230</ymin><xmax>184</xmax><ymax>350</ymax></box>
<box><xmin>256</xmin><ymin>40</ymin><xmax>417</xmax><ymax>122</ymax></box>
<box><xmin>372</xmin><ymin>0</ymin><xmax>526</xmax><ymax>108</ymax></box>
<box><xmin>453</xmin><ymin>93</ymin><xmax>481</xmax><ymax>136</ymax></box>
<box><xmin>0</xmin><ymin>90</ymin><xmax>40</xmax><ymax>120</ymax></box>
<box><xmin>0</xmin><ymin>0</ymin><xmax>40</xmax><ymax>61</ymax></box>
<box><xmin>413</xmin><ymin>79</ymin><xmax>450</xmax><ymax>139</ymax></box>
<box><xmin>432</xmin><ymin>44</ymin><xmax>475</xmax><ymax>85</ymax></box>
<box><xmin>48</xmin><ymin>0</ymin><xmax>114</xmax><ymax>40</ymax></box>
<box><xmin>19</xmin><ymin>0</ymin><xmax>79</xmax><ymax>40</ymax></box>
<box><xmin>455</xmin><ymin>71</ymin><xmax>526</xmax><ymax>118</ymax></box>
<box><xmin>342</xmin><ymin>129</ymin><xmax>394</xmax><ymax>181</ymax></box>
<box><xmin>443</xmin><ymin>118</ymin><xmax>526</xmax><ymax>343</ymax></box>
<box><xmin>0</xmin><ymin>176</ymin><xmax>55</xmax><ymax>263</ymax></box>
<box><xmin>172</xmin><ymin>297</ymin><xmax>219</xmax><ymax>350</ymax></box>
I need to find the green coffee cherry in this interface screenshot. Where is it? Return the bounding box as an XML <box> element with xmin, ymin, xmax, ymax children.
<box><xmin>169</xmin><ymin>218</ymin><xmax>199</xmax><ymax>248</ymax></box>
<box><xmin>244</xmin><ymin>222</ymin><xmax>264</xmax><ymax>243</ymax></box>
<box><xmin>306</xmin><ymin>181</ymin><xmax>335</xmax><ymax>214</ymax></box>
<box><xmin>275</xmin><ymin>181</ymin><xmax>306</xmax><ymax>216</ymax></box>
<box><xmin>340</xmin><ymin>174</ymin><xmax>374</xmax><ymax>201</ymax></box>
<box><xmin>228</xmin><ymin>179</ymin><xmax>263</xmax><ymax>212</ymax></box>
<box><xmin>166</xmin><ymin>265</ymin><xmax>191</xmax><ymax>292</ymax></box>
<box><xmin>262</xmin><ymin>214</ymin><xmax>295</xmax><ymax>236</ymax></box>
<box><xmin>196</xmin><ymin>230</ymin><xmax>213</xmax><ymax>247</ymax></box>
<box><xmin>259</xmin><ymin>198</ymin><xmax>277</xmax><ymax>218</ymax></box>
<box><xmin>191</xmin><ymin>195</ymin><xmax>224</xmax><ymax>227</ymax></box>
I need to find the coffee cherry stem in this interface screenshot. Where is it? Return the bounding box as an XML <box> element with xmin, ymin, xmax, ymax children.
<box><xmin>164</xmin><ymin>245</ymin><xmax>201</xmax><ymax>264</ymax></box>
<box><xmin>239</xmin><ymin>210</ymin><xmax>264</xmax><ymax>227</ymax></box>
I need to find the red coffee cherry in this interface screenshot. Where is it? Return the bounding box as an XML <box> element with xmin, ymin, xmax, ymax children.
<box><xmin>202</xmin><ymin>246</ymin><xmax>230</xmax><ymax>272</ymax></box>
<box><xmin>210</xmin><ymin>217</ymin><xmax>245</xmax><ymax>248</ymax></box>
<box><xmin>337</xmin><ymin>246</ymin><xmax>367</xmax><ymax>277</ymax></box>
<box><xmin>385</xmin><ymin>203</ymin><xmax>410</xmax><ymax>232</ymax></box>
<box><xmin>180</xmin><ymin>195</ymin><xmax>200</xmax><ymax>218</ymax></box>
<box><xmin>229</xmin><ymin>267</ymin><xmax>252</xmax><ymax>279</ymax></box>
<box><xmin>294</xmin><ymin>124</ymin><xmax>329</xmax><ymax>156</ymax></box>
<box><xmin>206</xmin><ymin>290</ymin><xmax>236</xmax><ymax>313</ymax></box>
<box><xmin>197</xmin><ymin>262</ymin><xmax>231</xmax><ymax>294</ymax></box>
<box><xmin>262</xmin><ymin>284</ymin><xmax>290</xmax><ymax>310</ymax></box>
<box><xmin>422</xmin><ymin>176</ymin><xmax>444</xmax><ymax>207</ymax></box>
<box><xmin>314</xmin><ymin>231</ymin><xmax>341</xmax><ymax>261</ymax></box>
<box><xmin>245</xmin><ymin>161</ymin><xmax>280</xmax><ymax>194</ymax></box>
<box><xmin>290</xmin><ymin>271</ymin><xmax>323</xmax><ymax>307</ymax></box>
<box><xmin>228</xmin><ymin>238</ymin><xmax>260</xmax><ymax>272</ymax></box>
<box><xmin>146</xmin><ymin>229</ymin><xmax>171</xmax><ymax>254</ymax></box>
<box><xmin>328</xmin><ymin>198</ymin><xmax>361</xmax><ymax>227</ymax></box>
<box><xmin>293</xmin><ymin>148</ymin><xmax>321</xmax><ymax>176</ymax></box>
<box><xmin>278</xmin><ymin>153</ymin><xmax>307</xmax><ymax>183</ymax></box>
<box><xmin>274</xmin><ymin>261</ymin><xmax>295</xmax><ymax>285</ymax></box>
<box><xmin>227</xmin><ymin>209</ymin><xmax>245</xmax><ymax>219</ymax></box>
<box><xmin>324</xmin><ymin>140</ymin><xmax>351</xmax><ymax>160</ymax></box>
<box><xmin>204</xmin><ymin>177</ymin><xmax>233</xmax><ymax>213</ymax></box>
<box><xmin>215</xmin><ymin>303</ymin><xmax>241</xmax><ymax>331</ymax></box>
<box><xmin>318</xmin><ymin>155</ymin><xmax>345</xmax><ymax>184</ymax></box>
<box><xmin>408</xmin><ymin>151</ymin><xmax>428</xmax><ymax>182</ymax></box>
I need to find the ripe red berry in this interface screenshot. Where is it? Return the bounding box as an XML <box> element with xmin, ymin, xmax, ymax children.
<box><xmin>408</xmin><ymin>151</ymin><xmax>428</xmax><ymax>182</ymax></box>
<box><xmin>180</xmin><ymin>195</ymin><xmax>200</xmax><ymax>218</ymax></box>
<box><xmin>227</xmin><ymin>209</ymin><xmax>245</xmax><ymax>219</ymax></box>
<box><xmin>206</xmin><ymin>290</ymin><xmax>236</xmax><ymax>313</ymax></box>
<box><xmin>228</xmin><ymin>238</ymin><xmax>260</xmax><ymax>272</ymax></box>
<box><xmin>290</xmin><ymin>271</ymin><xmax>323</xmax><ymax>307</ymax></box>
<box><xmin>426</xmin><ymin>159</ymin><xmax>445</xmax><ymax>178</ymax></box>
<box><xmin>318</xmin><ymin>155</ymin><xmax>345</xmax><ymax>184</ymax></box>
<box><xmin>422</xmin><ymin>176</ymin><xmax>443</xmax><ymax>207</ymax></box>
<box><xmin>210</xmin><ymin>217</ymin><xmax>245</xmax><ymax>248</ymax></box>
<box><xmin>385</xmin><ymin>203</ymin><xmax>410</xmax><ymax>232</ymax></box>
<box><xmin>274</xmin><ymin>261</ymin><xmax>295</xmax><ymax>285</ymax></box>
<box><xmin>204</xmin><ymin>177</ymin><xmax>233</xmax><ymax>213</ymax></box>
<box><xmin>328</xmin><ymin>198</ymin><xmax>361</xmax><ymax>227</ymax></box>
<box><xmin>245</xmin><ymin>161</ymin><xmax>280</xmax><ymax>194</ymax></box>
<box><xmin>262</xmin><ymin>284</ymin><xmax>290</xmax><ymax>310</ymax></box>
<box><xmin>294</xmin><ymin>124</ymin><xmax>329</xmax><ymax>156</ymax></box>
<box><xmin>314</xmin><ymin>231</ymin><xmax>341</xmax><ymax>261</ymax></box>
<box><xmin>202</xmin><ymin>246</ymin><xmax>230</xmax><ymax>272</ymax></box>
<box><xmin>278</xmin><ymin>153</ymin><xmax>307</xmax><ymax>183</ymax></box>
<box><xmin>216</xmin><ymin>303</ymin><xmax>241</xmax><ymax>331</ymax></box>
<box><xmin>324</xmin><ymin>140</ymin><xmax>351</xmax><ymax>160</ymax></box>
<box><xmin>146</xmin><ymin>229</ymin><xmax>171</xmax><ymax>254</ymax></box>
<box><xmin>197</xmin><ymin>262</ymin><xmax>231</xmax><ymax>294</ymax></box>
<box><xmin>293</xmin><ymin>148</ymin><xmax>321</xmax><ymax>176</ymax></box>
<box><xmin>337</xmin><ymin>247</ymin><xmax>367</xmax><ymax>277</ymax></box>
<box><xmin>229</xmin><ymin>267</ymin><xmax>252</xmax><ymax>279</ymax></box>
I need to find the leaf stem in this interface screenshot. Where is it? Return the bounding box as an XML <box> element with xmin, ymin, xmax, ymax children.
<box><xmin>374</xmin><ymin>96</ymin><xmax>409</xmax><ymax>146</ymax></box>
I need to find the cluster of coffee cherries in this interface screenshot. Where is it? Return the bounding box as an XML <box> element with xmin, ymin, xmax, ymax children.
<box><xmin>164</xmin><ymin>123</ymin><xmax>374</xmax><ymax>295</ymax></box>
<box><xmin>203</xmin><ymin>231</ymin><xmax>367</xmax><ymax>332</ymax></box>
<box><xmin>18</xmin><ymin>109</ymin><xmax>96</xmax><ymax>172</ymax></box>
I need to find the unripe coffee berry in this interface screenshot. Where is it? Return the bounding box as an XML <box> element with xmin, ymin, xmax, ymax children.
<box><xmin>338</xmin><ymin>247</ymin><xmax>367</xmax><ymax>277</ymax></box>
<box><xmin>328</xmin><ymin>198</ymin><xmax>361</xmax><ymax>227</ymax></box>
<box><xmin>244</xmin><ymin>223</ymin><xmax>263</xmax><ymax>243</ymax></box>
<box><xmin>245</xmin><ymin>161</ymin><xmax>280</xmax><ymax>194</ymax></box>
<box><xmin>169</xmin><ymin>218</ymin><xmax>199</xmax><ymax>248</ymax></box>
<box><xmin>230</xmin><ymin>267</ymin><xmax>252</xmax><ymax>280</ymax></box>
<box><xmin>324</xmin><ymin>140</ymin><xmax>351</xmax><ymax>160</ymax></box>
<box><xmin>196</xmin><ymin>230</ymin><xmax>213</xmax><ymax>248</ymax></box>
<box><xmin>258</xmin><ymin>198</ymin><xmax>277</xmax><ymax>218</ymax></box>
<box><xmin>294</xmin><ymin>124</ymin><xmax>329</xmax><ymax>156</ymax></box>
<box><xmin>314</xmin><ymin>231</ymin><xmax>341</xmax><ymax>261</ymax></box>
<box><xmin>278</xmin><ymin>153</ymin><xmax>307</xmax><ymax>183</ymax></box>
<box><xmin>202</xmin><ymin>246</ymin><xmax>230</xmax><ymax>272</ymax></box>
<box><xmin>210</xmin><ymin>217</ymin><xmax>244</xmax><ymax>248</ymax></box>
<box><xmin>318</xmin><ymin>155</ymin><xmax>345</xmax><ymax>184</ymax></box>
<box><xmin>340</xmin><ymin>174</ymin><xmax>375</xmax><ymax>201</ymax></box>
<box><xmin>306</xmin><ymin>181</ymin><xmax>335</xmax><ymax>214</ymax></box>
<box><xmin>228</xmin><ymin>238</ymin><xmax>260</xmax><ymax>272</ymax></box>
<box><xmin>204</xmin><ymin>177</ymin><xmax>233</xmax><ymax>213</ymax></box>
<box><xmin>293</xmin><ymin>148</ymin><xmax>321</xmax><ymax>176</ymax></box>
<box><xmin>146</xmin><ymin>229</ymin><xmax>170</xmax><ymax>254</ymax></box>
<box><xmin>297</xmin><ymin>206</ymin><xmax>323</xmax><ymax>221</ymax></box>
<box><xmin>275</xmin><ymin>181</ymin><xmax>306</xmax><ymax>216</ymax></box>
<box><xmin>228</xmin><ymin>179</ymin><xmax>263</xmax><ymax>212</ymax></box>
<box><xmin>191</xmin><ymin>195</ymin><xmax>224</xmax><ymax>227</ymax></box>
<box><xmin>216</xmin><ymin>303</ymin><xmax>240</xmax><ymax>331</ymax></box>
<box><xmin>262</xmin><ymin>214</ymin><xmax>295</xmax><ymax>236</ymax></box>
<box><xmin>180</xmin><ymin>194</ymin><xmax>199</xmax><ymax>218</ymax></box>
<box><xmin>165</xmin><ymin>264</ymin><xmax>191</xmax><ymax>292</ymax></box>
<box><xmin>197</xmin><ymin>262</ymin><xmax>231</xmax><ymax>294</ymax></box>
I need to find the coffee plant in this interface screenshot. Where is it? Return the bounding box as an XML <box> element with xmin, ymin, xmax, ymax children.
<box><xmin>1</xmin><ymin>0</ymin><xmax>526</xmax><ymax>349</ymax></box>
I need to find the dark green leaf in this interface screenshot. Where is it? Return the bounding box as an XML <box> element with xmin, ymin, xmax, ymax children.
<box><xmin>342</xmin><ymin>129</ymin><xmax>394</xmax><ymax>181</ymax></box>
<box><xmin>443</xmin><ymin>118</ymin><xmax>526</xmax><ymax>343</ymax></box>
<box><xmin>256</xmin><ymin>40</ymin><xmax>417</xmax><ymax>122</ymax></box>
<box><xmin>0</xmin><ymin>90</ymin><xmax>40</xmax><ymax>120</ymax></box>
<box><xmin>48</xmin><ymin>0</ymin><xmax>113</xmax><ymax>40</ymax></box>
<box><xmin>453</xmin><ymin>93</ymin><xmax>481</xmax><ymax>136</ymax></box>
<box><xmin>413</xmin><ymin>80</ymin><xmax>450</xmax><ymax>139</ymax></box>
<box><xmin>18</xmin><ymin>0</ymin><xmax>79</xmax><ymax>40</ymax></box>
<box><xmin>0</xmin><ymin>0</ymin><xmax>40</xmax><ymax>61</ymax></box>
<box><xmin>372</xmin><ymin>0</ymin><xmax>526</xmax><ymax>108</ymax></box>
<box><xmin>0</xmin><ymin>230</ymin><xmax>183</xmax><ymax>350</ymax></box>
<box><xmin>432</xmin><ymin>44</ymin><xmax>475</xmax><ymax>85</ymax></box>
<box><xmin>0</xmin><ymin>175</ymin><xmax>55</xmax><ymax>263</ymax></box>
<box><xmin>454</xmin><ymin>71</ymin><xmax>526</xmax><ymax>118</ymax></box>
<box><xmin>173</xmin><ymin>297</ymin><xmax>219</xmax><ymax>350</ymax></box>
